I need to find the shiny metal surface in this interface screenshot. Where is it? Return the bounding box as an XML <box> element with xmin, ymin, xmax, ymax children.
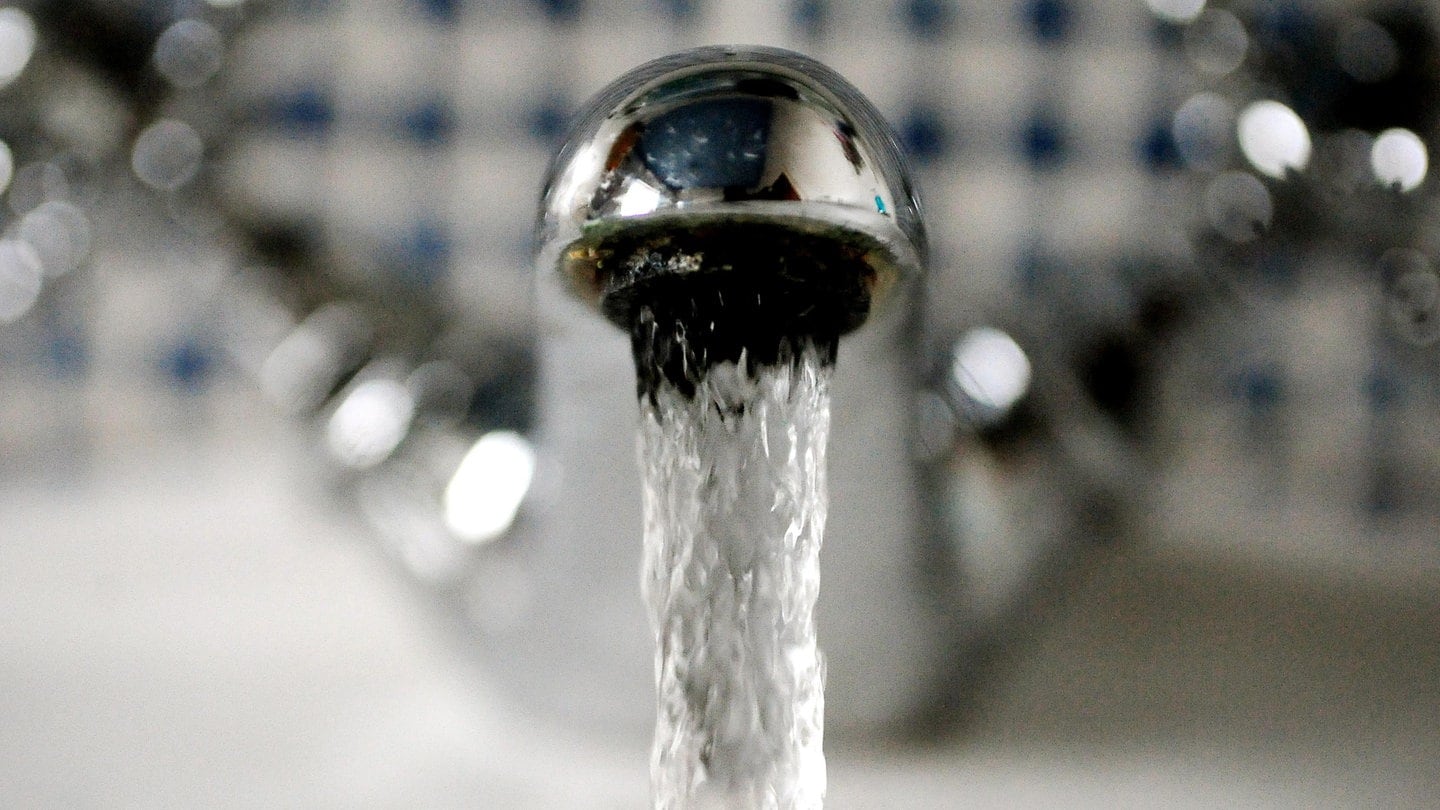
<box><xmin>516</xmin><ymin>46</ymin><xmax>945</xmax><ymax>736</ymax></box>
<box><xmin>536</xmin><ymin>46</ymin><xmax>925</xmax><ymax>326</ymax></box>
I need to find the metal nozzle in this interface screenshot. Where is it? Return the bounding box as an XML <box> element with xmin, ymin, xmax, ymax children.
<box><xmin>535</xmin><ymin>46</ymin><xmax>926</xmax><ymax>337</ymax></box>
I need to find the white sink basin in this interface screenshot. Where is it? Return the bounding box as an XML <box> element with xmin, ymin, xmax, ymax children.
<box><xmin>1</xmin><ymin>396</ymin><xmax>1434</xmax><ymax>808</ymax></box>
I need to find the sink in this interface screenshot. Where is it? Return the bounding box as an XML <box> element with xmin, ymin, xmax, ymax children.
<box><xmin>1</xmin><ymin>390</ymin><xmax>1434</xmax><ymax>808</ymax></box>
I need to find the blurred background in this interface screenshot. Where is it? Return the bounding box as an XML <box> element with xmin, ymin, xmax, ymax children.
<box><xmin>1</xmin><ymin>0</ymin><xmax>1439</xmax><ymax>806</ymax></box>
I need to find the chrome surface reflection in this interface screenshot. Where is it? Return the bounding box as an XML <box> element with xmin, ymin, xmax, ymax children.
<box><xmin>536</xmin><ymin>45</ymin><xmax>924</xmax><ymax>325</ymax></box>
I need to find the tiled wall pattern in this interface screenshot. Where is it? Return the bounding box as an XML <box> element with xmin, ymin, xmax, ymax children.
<box><xmin>221</xmin><ymin>0</ymin><xmax>1170</xmax><ymax>336</ymax></box>
<box><xmin>2</xmin><ymin>0</ymin><xmax>1437</xmax><ymax>581</ymax></box>
<box><xmin>220</xmin><ymin>0</ymin><xmax>1440</xmax><ymax>567</ymax></box>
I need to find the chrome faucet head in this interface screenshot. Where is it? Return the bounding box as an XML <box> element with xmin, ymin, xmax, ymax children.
<box><xmin>535</xmin><ymin>45</ymin><xmax>926</xmax><ymax>336</ymax></box>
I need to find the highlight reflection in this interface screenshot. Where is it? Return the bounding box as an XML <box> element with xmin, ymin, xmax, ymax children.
<box><xmin>1236</xmin><ymin>100</ymin><xmax>1310</xmax><ymax>179</ymax></box>
<box><xmin>444</xmin><ymin>431</ymin><xmax>535</xmax><ymax>545</ymax></box>
<box><xmin>327</xmin><ymin>377</ymin><xmax>416</xmax><ymax>469</ymax></box>
<box><xmin>951</xmin><ymin>327</ymin><xmax>1032</xmax><ymax>422</ymax></box>
<box><xmin>0</xmin><ymin>7</ymin><xmax>35</xmax><ymax>88</ymax></box>
<box><xmin>1371</xmin><ymin>128</ymin><xmax>1427</xmax><ymax>191</ymax></box>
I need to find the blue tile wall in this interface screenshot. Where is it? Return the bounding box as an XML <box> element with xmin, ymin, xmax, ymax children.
<box><xmin>204</xmin><ymin>2</ymin><xmax>1438</xmax><ymax>544</ymax></box>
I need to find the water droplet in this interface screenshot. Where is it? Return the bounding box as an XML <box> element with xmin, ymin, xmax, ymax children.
<box><xmin>1184</xmin><ymin>8</ymin><xmax>1248</xmax><ymax>75</ymax></box>
<box><xmin>1204</xmin><ymin>170</ymin><xmax>1272</xmax><ymax>243</ymax></box>
<box><xmin>1379</xmin><ymin>248</ymin><xmax>1440</xmax><ymax>345</ymax></box>
<box><xmin>132</xmin><ymin>119</ymin><xmax>204</xmax><ymax>191</ymax></box>
<box><xmin>1237</xmin><ymin>100</ymin><xmax>1311</xmax><ymax>178</ymax></box>
<box><xmin>153</xmin><ymin>19</ymin><xmax>224</xmax><ymax>89</ymax></box>
<box><xmin>1371</xmin><ymin>128</ymin><xmax>1427</xmax><ymax>192</ymax></box>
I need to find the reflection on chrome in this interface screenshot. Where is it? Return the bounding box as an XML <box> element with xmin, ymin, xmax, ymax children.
<box><xmin>154</xmin><ymin>19</ymin><xmax>225</xmax><ymax>89</ymax></box>
<box><xmin>951</xmin><ymin>327</ymin><xmax>1031</xmax><ymax>421</ymax></box>
<box><xmin>1371</xmin><ymin>128</ymin><xmax>1428</xmax><ymax>192</ymax></box>
<box><xmin>443</xmin><ymin>431</ymin><xmax>536</xmax><ymax>545</ymax></box>
<box><xmin>1236</xmin><ymin>100</ymin><xmax>1311</xmax><ymax>179</ymax></box>
<box><xmin>0</xmin><ymin>7</ymin><xmax>35</xmax><ymax>88</ymax></box>
<box><xmin>0</xmin><ymin>239</ymin><xmax>44</xmax><ymax>323</ymax></box>
<box><xmin>326</xmin><ymin>377</ymin><xmax>416</xmax><ymax>469</ymax></box>
<box><xmin>132</xmin><ymin>119</ymin><xmax>205</xmax><ymax>191</ymax></box>
<box><xmin>536</xmin><ymin>45</ymin><xmax>923</xmax><ymax>317</ymax></box>
<box><xmin>1145</xmin><ymin>0</ymin><xmax>1206</xmax><ymax>25</ymax></box>
<box><xmin>1184</xmin><ymin>9</ymin><xmax>1248</xmax><ymax>76</ymax></box>
<box><xmin>1204</xmin><ymin>170</ymin><xmax>1272</xmax><ymax>243</ymax></box>
<box><xmin>18</xmin><ymin>201</ymin><xmax>92</xmax><ymax>278</ymax></box>
<box><xmin>613</xmin><ymin>178</ymin><xmax>665</xmax><ymax>218</ymax></box>
<box><xmin>1172</xmin><ymin>92</ymin><xmax>1235</xmax><ymax>171</ymax></box>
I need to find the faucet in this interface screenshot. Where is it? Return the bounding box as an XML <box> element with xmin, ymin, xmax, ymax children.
<box><xmin>491</xmin><ymin>46</ymin><xmax>948</xmax><ymax>738</ymax></box>
<box><xmin>8</xmin><ymin>1</ymin><xmax>1144</xmax><ymax>749</ymax></box>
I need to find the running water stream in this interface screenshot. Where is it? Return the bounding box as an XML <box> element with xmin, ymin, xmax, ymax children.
<box><xmin>607</xmin><ymin>218</ymin><xmax>875</xmax><ymax>808</ymax></box>
<box><xmin>532</xmin><ymin>48</ymin><xmax>923</xmax><ymax>808</ymax></box>
<box><xmin>639</xmin><ymin>342</ymin><xmax>832</xmax><ymax>809</ymax></box>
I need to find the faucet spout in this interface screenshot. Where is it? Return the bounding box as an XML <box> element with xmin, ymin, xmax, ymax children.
<box><xmin>510</xmin><ymin>47</ymin><xmax>941</xmax><ymax>756</ymax></box>
<box><xmin>536</xmin><ymin>46</ymin><xmax>926</xmax><ymax>352</ymax></box>
<box><xmin>535</xmin><ymin>48</ymin><xmax>932</xmax><ymax>805</ymax></box>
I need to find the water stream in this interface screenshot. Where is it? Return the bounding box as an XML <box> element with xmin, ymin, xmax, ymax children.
<box><xmin>637</xmin><ymin>340</ymin><xmax>833</xmax><ymax>810</ymax></box>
